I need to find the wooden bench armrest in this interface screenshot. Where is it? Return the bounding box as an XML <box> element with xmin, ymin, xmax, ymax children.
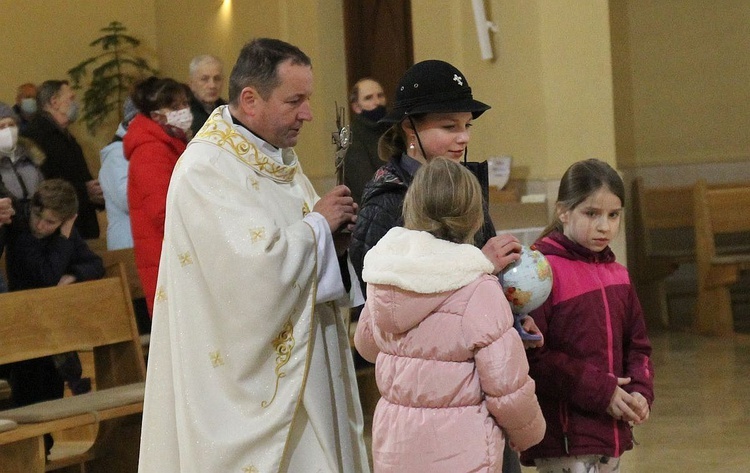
<box><xmin>0</xmin><ymin>419</ymin><xmax>17</xmax><ymax>433</ymax></box>
<box><xmin>0</xmin><ymin>382</ymin><xmax>144</xmax><ymax>425</ymax></box>
<box><xmin>0</xmin><ymin>402</ymin><xmax>142</xmax><ymax>446</ymax></box>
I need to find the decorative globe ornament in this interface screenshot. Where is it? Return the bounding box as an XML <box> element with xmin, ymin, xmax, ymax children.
<box><xmin>499</xmin><ymin>245</ymin><xmax>553</xmax><ymax>340</ymax></box>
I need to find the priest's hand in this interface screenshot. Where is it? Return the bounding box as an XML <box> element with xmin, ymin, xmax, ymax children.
<box><xmin>314</xmin><ymin>185</ymin><xmax>357</xmax><ymax>233</ymax></box>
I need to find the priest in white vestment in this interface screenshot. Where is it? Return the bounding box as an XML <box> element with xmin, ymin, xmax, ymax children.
<box><xmin>138</xmin><ymin>38</ymin><xmax>370</xmax><ymax>473</ymax></box>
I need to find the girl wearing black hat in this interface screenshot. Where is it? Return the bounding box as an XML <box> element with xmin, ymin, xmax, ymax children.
<box><xmin>349</xmin><ymin>59</ymin><xmax>541</xmax><ymax>473</ymax></box>
<box><xmin>350</xmin><ymin>60</ymin><xmax>532</xmax><ymax>295</ymax></box>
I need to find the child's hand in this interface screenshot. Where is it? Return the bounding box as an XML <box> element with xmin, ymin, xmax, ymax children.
<box><xmin>60</xmin><ymin>214</ymin><xmax>78</xmax><ymax>239</ymax></box>
<box><xmin>606</xmin><ymin>377</ymin><xmax>640</xmax><ymax>422</ymax></box>
<box><xmin>482</xmin><ymin>234</ymin><xmax>522</xmax><ymax>273</ymax></box>
<box><xmin>629</xmin><ymin>391</ymin><xmax>650</xmax><ymax>425</ymax></box>
<box><xmin>58</xmin><ymin>274</ymin><xmax>77</xmax><ymax>286</ymax></box>
<box><xmin>521</xmin><ymin>316</ymin><xmax>544</xmax><ymax>349</ymax></box>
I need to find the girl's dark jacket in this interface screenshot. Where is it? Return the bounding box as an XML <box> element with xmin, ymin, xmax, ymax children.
<box><xmin>349</xmin><ymin>154</ymin><xmax>496</xmax><ymax>296</ymax></box>
<box><xmin>520</xmin><ymin>231</ymin><xmax>654</xmax><ymax>465</ymax></box>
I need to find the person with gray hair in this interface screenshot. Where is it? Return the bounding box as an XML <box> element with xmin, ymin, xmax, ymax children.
<box><xmin>21</xmin><ymin>80</ymin><xmax>103</xmax><ymax>239</ymax></box>
<box><xmin>188</xmin><ymin>54</ymin><xmax>226</xmax><ymax>135</ymax></box>
<box><xmin>138</xmin><ymin>38</ymin><xmax>369</xmax><ymax>473</ymax></box>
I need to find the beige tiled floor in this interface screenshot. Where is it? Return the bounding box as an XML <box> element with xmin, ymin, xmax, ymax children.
<box><xmin>360</xmin><ymin>329</ymin><xmax>750</xmax><ymax>472</ymax></box>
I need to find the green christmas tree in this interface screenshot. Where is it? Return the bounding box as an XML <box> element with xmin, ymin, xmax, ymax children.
<box><xmin>68</xmin><ymin>21</ymin><xmax>157</xmax><ymax>133</ymax></box>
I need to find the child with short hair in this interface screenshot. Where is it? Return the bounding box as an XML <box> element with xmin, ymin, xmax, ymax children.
<box><xmin>5</xmin><ymin>178</ymin><xmax>104</xmax><ymax>455</ymax></box>
<box><xmin>355</xmin><ymin>157</ymin><xmax>545</xmax><ymax>472</ymax></box>
<box><xmin>521</xmin><ymin>159</ymin><xmax>654</xmax><ymax>472</ymax></box>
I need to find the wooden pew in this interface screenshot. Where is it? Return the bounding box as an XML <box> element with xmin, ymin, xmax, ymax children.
<box><xmin>0</xmin><ymin>263</ymin><xmax>145</xmax><ymax>472</ymax></box>
<box><xmin>630</xmin><ymin>178</ymin><xmax>696</xmax><ymax>326</ymax></box>
<box><xmin>98</xmin><ymin>247</ymin><xmax>144</xmax><ymax>300</ymax></box>
<box><xmin>693</xmin><ymin>180</ymin><xmax>750</xmax><ymax>335</ymax></box>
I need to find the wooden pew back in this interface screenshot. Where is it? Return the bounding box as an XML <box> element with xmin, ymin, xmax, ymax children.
<box><xmin>0</xmin><ymin>264</ymin><xmax>145</xmax><ymax>472</ymax></box>
<box><xmin>693</xmin><ymin>180</ymin><xmax>750</xmax><ymax>335</ymax></box>
<box><xmin>0</xmin><ymin>267</ymin><xmax>144</xmax><ymax>388</ymax></box>
<box><xmin>630</xmin><ymin>178</ymin><xmax>696</xmax><ymax>327</ymax></box>
<box><xmin>98</xmin><ymin>247</ymin><xmax>144</xmax><ymax>301</ymax></box>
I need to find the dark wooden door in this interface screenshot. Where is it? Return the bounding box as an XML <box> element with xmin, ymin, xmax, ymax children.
<box><xmin>343</xmin><ymin>0</ymin><xmax>413</xmax><ymax>105</ymax></box>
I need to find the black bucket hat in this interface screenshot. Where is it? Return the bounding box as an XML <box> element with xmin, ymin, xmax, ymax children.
<box><xmin>381</xmin><ymin>60</ymin><xmax>490</xmax><ymax>124</ymax></box>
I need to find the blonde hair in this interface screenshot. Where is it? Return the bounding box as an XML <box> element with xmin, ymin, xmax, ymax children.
<box><xmin>403</xmin><ymin>157</ymin><xmax>483</xmax><ymax>244</ymax></box>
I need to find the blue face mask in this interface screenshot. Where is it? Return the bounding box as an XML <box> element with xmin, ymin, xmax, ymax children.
<box><xmin>20</xmin><ymin>98</ymin><xmax>37</xmax><ymax>115</ymax></box>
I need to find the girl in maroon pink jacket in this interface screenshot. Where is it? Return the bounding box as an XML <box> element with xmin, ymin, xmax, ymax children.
<box><xmin>521</xmin><ymin>159</ymin><xmax>654</xmax><ymax>472</ymax></box>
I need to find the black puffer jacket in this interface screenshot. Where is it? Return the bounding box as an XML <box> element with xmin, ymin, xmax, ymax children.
<box><xmin>349</xmin><ymin>154</ymin><xmax>496</xmax><ymax>295</ymax></box>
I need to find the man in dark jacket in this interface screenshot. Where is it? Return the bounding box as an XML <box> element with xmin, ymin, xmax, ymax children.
<box><xmin>188</xmin><ymin>54</ymin><xmax>226</xmax><ymax>136</ymax></box>
<box><xmin>22</xmin><ymin>80</ymin><xmax>103</xmax><ymax>239</ymax></box>
<box><xmin>343</xmin><ymin>78</ymin><xmax>389</xmax><ymax>205</ymax></box>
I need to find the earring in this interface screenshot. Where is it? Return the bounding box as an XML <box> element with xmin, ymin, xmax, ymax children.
<box><xmin>408</xmin><ymin>141</ymin><xmax>416</xmax><ymax>151</ymax></box>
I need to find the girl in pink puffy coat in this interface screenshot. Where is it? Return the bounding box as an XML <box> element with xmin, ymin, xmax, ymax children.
<box><xmin>355</xmin><ymin>158</ymin><xmax>545</xmax><ymax>473</ymax></box>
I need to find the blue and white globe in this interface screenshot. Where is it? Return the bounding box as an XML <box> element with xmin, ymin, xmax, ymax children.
<box><xmin>500</xmin><ymin>245</ymin><xmax>553</xmax><ymax>315</ymax></box>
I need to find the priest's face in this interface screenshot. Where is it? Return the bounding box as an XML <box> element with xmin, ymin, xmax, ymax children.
<box><xmin>254</xmin><ymin>60</ymin><xmax>313</xmax><ymax>149</ymax></box>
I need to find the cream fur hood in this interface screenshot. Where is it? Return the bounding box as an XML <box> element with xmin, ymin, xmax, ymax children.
<box><xmin>362</xmin><ymin>226</ymin><xmax>494</xmax><ymax>294</ymax></box>
<box><xmin>355</xmin><ymin>227</ymin><xmax>547</xmax><ymax>470</ymax></box>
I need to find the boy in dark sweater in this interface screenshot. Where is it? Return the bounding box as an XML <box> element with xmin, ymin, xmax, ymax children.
<box><xmin>5</xmin><ymin>178</ymin><xmax>104</xmax><ymax>455</ymax></box>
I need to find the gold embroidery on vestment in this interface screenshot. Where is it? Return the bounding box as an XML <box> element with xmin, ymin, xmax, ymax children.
<box><xmin>155</xmin><ymin>287</ymin><xmax>167</xmax><ymax>303</ymax></box>
<box><xmin>249</xmin><ymin>176</ymin><xmax>260</xmax><ymax>190</ymax></box>
<box><xmin>242</xmin><ymin>466</ymin><xmax>259</xmax><ymax>473</ymax></box>
<box><xmin>209</xmin><ymin>351</ymin><xmax>224</xmax><ymax>368</ymax></box>
<box><xmin>250</xmin><ymin>227</ymin><xmax>265</xmax><ymax>243</ymax></box>
<box><xmin>178</xmin><ymin>252</ymin><xmax>193</xmax><ymax>266</ymax></box>
<box><xmin>193</xmin><ymin>108</ymin><xmax>298</xmax><ymax>182</ymax></box>
<box><xmin>261</xmin><ymin>320</ymin><xmax>295</xmax><ymax>408</ymax></box>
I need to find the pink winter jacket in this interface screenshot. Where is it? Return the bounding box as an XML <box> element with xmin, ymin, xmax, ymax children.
<box><xmin>355</xmin><ymin>227</ymin><xmax>545</xmax><ymax>473</ymax></box>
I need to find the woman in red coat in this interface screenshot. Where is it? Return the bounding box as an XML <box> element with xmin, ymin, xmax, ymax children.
<box><xmin>125</xmin><ymin>77</ymin><xmax>191</xmax><ymax>315</ymax></box>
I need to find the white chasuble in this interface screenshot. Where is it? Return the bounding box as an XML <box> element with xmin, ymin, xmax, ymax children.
<box><xmin>138</xmin><ymin>107</ymin><xmax>370</xmax><ymax>473</ymax></box>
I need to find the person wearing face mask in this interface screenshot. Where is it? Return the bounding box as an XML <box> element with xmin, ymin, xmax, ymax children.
<box><xmin>343</xmin><ymin>77</ymin><xmax>390</xmax><ymax>206</ymax></box>
<box><xmin>351</xmin><ymin>61</ymin><xmax>527</xmax><ymax>292</ymax></box>
<box><xmin>124</xmin><ymin>76</ymin><xmax>191</xmax><ymax>316</ymax></box>
<box><xmin>21</xmin><ymin>79</ymin><xmax>103</xmax><ymax>240</ymax></box>
<box><xmin>12</xmin><ymin>82</ymin><xmax>38</xmax><ymax>133</ymax></box>
<box><xmin>0</xmin><ymin>102</ymin><xmax>45</xmax><ymax>219</ymax></box>
<box><xmin>349</xmin><ymin>60</ymin><xmax>542</xmax><ymax>473</ymax></box>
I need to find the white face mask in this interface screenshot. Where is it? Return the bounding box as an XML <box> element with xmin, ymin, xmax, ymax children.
<box><xmin>0</xmin><ymin>126</ymin><xmax>18</xmax><ymax>154</ymax></box>
<box><xmin>66</xmin><ymin>101</ymin><xmax>80</xmax><ymax>122</ymax></box>
<box><xmin>166</xmin><ymin>107</ymin><xmax>193</xmax><ymax>133</ymax></box>
<box><xmin>20</xmin><ymin>98</ymin><xmax>37</xmax><ymax>115</ymax></box>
